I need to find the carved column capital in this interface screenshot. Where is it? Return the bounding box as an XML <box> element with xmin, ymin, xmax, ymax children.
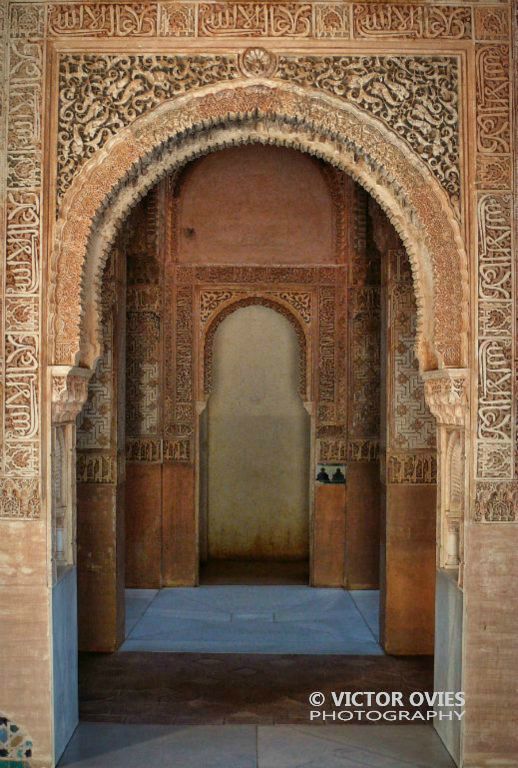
<box><xmin>51</xmin><ymin>366</ymin><xmax>92</xmax><ymax>424</ymax></box>
<box><xmin>422</xmin><ymin>369</ymin><xmax>469</xmax><ymax>426</ymax></box>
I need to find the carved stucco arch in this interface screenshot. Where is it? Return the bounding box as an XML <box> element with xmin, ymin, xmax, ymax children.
<box><xmin>202</xmin><ymin>295</ymin><xmax>310</xmax><ymax>400</ymax></box>
<box><xmin>50</xmin><ymin>79</ymin><xmax>468</xmax><ymax>374</ymax></box>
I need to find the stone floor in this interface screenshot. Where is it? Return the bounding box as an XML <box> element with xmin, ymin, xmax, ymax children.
<box><xmin>79</xmin><ymin>651</ymin><xmax>433</xmax><ymax>724</ymax></box>
<box><xmin>121</xmin><ymin>586</ymin><xmax>383</xmax><ymax>655</ymax></box>
<box><xmin>200</xmin><ymin>559</ymin><xmax>310</xmax><ymax>585</ymax></box>
<box><xmin>58</xmin><ymin>723</ymin><xmax>455</xmax><ymax>767</ymax></box>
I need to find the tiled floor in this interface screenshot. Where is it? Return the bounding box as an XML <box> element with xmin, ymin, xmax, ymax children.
<box><xmin>58</xmin><ymin>723</ymin><xmax>456</xmax><ymax>767</ymax></box>
<box><xmin>121</xmin><ymin>586</ymin><xmax>383</xmax><ymax>655</ymax></box>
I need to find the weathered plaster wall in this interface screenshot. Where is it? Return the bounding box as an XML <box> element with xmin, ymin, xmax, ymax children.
<box><xmin>176</xmin><ymin>146</ymin><xmax>336</xmax><ymax>264</ymax></box>
<box><xmin>207</xmin><ymin>305</ymin><xmax>310</xmax><ymax>560</ymax></box>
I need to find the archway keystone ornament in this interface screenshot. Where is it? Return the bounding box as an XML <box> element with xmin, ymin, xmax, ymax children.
<box><xmin>51</xmin><ymin>80</ymin><xmax>468</xmax><ymax>377</ymax></box>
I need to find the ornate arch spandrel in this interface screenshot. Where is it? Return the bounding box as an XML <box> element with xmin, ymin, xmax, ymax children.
<box><xmin>201</xmin><ymin>295</ymin><xmax>310</xmax><ymax>401</ymax></box>
<box><xmin>50</xmin><ymin>80</ymin><xmax>468</xmax><ymax>374</ymax></box>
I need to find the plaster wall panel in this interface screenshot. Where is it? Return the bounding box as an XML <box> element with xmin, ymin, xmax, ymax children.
<box><xmin>381</xmin><ymin>484</ymin><xmax>436</xmax><ymax>655</ymax></box>
<box><xmin>175</xmin><ymin>146</ymin><xmax>336</xmax><ymax>265</ymax></box>
<box><xmin>0</xmin><ymin>584</ymin><xmax>52</xmax><ymax>768</ymax></box>
<box><xmin>345</xmin><ymin>462</ymin><xmax>381</xmax><ymax>589</ymax></box>
<box><xmin>462</xmin><ymin>524</ymin><xmax>518</xmax><ymax>765</ymax></box>
<box><xmin>77</xmin><ymin>483</ymin><xmax>125</xmax><ymax>652</ymax></box>
<box><xmin>52</xmin><ymin>566</ymin><xmax>78</xmax><ymax>763</ymax></box>
<box><xmin>125</xmin><ymin>463</ymin><xmax>163</xmax><ymax>588</ymax></box>
<box><xmin>207</xmin><ymin>305</ymin><xmax>310</xmax><ymax>561</ymax></box>
<box><xmin>0</xmin><ymin>519</ymin><xmax>47</xmax><ymax>585</ymax></box>
<box><xmin>162</xmin><ymin>463</ymin><xmax>196</xmax><ymax>586</ymax></box>
<box><xmin>312</xmin><ymin>484</ymin><xmax>346</xmax><ymax>587</ymax></box>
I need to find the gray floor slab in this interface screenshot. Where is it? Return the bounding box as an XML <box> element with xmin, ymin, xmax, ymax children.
<box><xmin>257</xmin><ymin>725</ymin><xmax>456</xmax><ymax>768</ymax></box>
<box><xmin>349</xmin><ymin>590</ymin><xmax>380</xmax><ymax>642</ymax></box>
<box><xmin>120</xmin><ymin>586</ymin><xmax>383</xmax><ymax>655</ymax></box>
<box><xmin>58</xmin><ymin>723</ymin><xmax>256</xmax><ymax>768</ymax></box>
<box><xmin>58</xmin><ymin>724</ymin><xmax>455</xmax><ymax>768</ymax></box>
<box><xmin>125</xmin><ymin>589</ymin><xmax>158</xmax><ymax>635</ymax></box>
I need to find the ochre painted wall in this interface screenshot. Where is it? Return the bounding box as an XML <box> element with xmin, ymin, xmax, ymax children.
<box><xmin>176</xmin><ymin>145</ymin><xmax>336</xmax><ymax>264</ymax></box>
<box><xmin>207</xmin><ymin>305</ymin><xmax>310</xmax><ymax>560</ymax></box>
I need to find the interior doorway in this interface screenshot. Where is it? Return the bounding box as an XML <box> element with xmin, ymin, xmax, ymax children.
<box><xmin>199</xmin><ymin>304</ymin><xmax>311</xmax><ymax>585</ymax></box>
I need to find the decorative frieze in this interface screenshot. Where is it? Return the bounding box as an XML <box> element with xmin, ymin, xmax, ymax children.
<box><xmin>387</xmin><ymin>453</ymin><xmax>437</xmax><ymax>485</ymax></box>
<box><xmin>476</xmin><ymin>192</ymin><xmax>513</xmax><ymax>480</ymax></box>
<box><xmin>1</xmin><ymin>10</ymin><xmax>44</xmax><ymax>517</ymax></box>
<box><xmin>352</xmin><ymin>4</ymin><xmax>471</xmax><ymax>40</ymax></box>
<box><xmin>347</xmin><ymin>439</ymin><xmax>379</xmax><ymax>463</ymax></box>
<box><xmin>76</xmin><ymin>452</ymin><xmax>116</xmax><ymax>483</ymax></box>
<box><xmin>41</xmin><ymin>3</ymin><xmax>491</xmax><ymax>42</ymax></box>
<box><xmin>48</xmin><ymin>4</ymin><xmax>158</xmax><ymax>37</ymax></box>
<box><xmin>475</xmin><ymin>44</ymin><xmax>511</xmax><ymax>155</ymax></box>
<box><xmin>126</xmin><ymin>437</ymin><xmax>162</xmax><ymax>462</ymax></box>
<box><xmin>56</xmin><ymin>53</ymin><xmax>460</xmax><ymax>212</ymax></box>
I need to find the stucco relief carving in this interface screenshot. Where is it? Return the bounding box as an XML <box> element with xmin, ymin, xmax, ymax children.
<box><xmin>422</xmin><ymin>370</ymin><xmax>469</xmax><ymax>427</ymax></box>
<box><xmin>475</xmin><ymin>44</ymin><xmax>511</xmax><ymax>155</ymax></box>
<box><xmin>476</xmin><ymin>193</ymin><xmax>513</xmax><ymax>480</ymax></box>
<box><xmin>48</xmin><ymin>4</ymin><xmax>159</xmax><ymax>37</ymax></box>
<box><xmin>474</xmin><ymin>7</ymin><xmax>510</xmax><ymax>43</ymax></box>
<box><xmin>0</xmin><ymin>478</ymin><xmax>40</xmax><ymax>518</ymax></box>
<box><xmin>1</xmin><ymin>17</ymin><xmax>43</xmax><ymax>518</ymax></box>
<box><xmin>42</xmin><ymin>2</ymin><xmax>485</xmax><ymax>42</ymax></box>
<box><xmin>57</xmin><ymin>53</ymin><xmax>239</xmax><ymax>206</ymax></box>
<box><xmin>51</xmin><ymin>366</ymin><xmax>92</xmax><ymax>425</ymax></box>
<box><xmin>474</xmin><ymin>481</ymin><xmax>518</xmax><ymax>523</ymax></box>
<box><xmin>239</xmin><ymin>47</ymin><xmax>278</xmax><ymax>78</ymax></box>
<box><xmin>387</xmin><ymin>453</ymin><xmax>437</xmax><ymax>484</ymax></box>
<box><xmin>347</xmin><ymin>185</ymin><xmax>380</xmax><ymax>458</ymax></box>
<box><xmin>56</xmin><ymin>52</ymin><xmax>461</xmax><ymax>213</ymax></box>
<box><xmin>389</xmin><ymin>249</ymin><xmax>436</xmax><ymax>451</ymax></box>
<box><xmin>352</xmin><ymin>4</ymin><xmax>471</xmax><ymax>40</ymax></box>
<box><xmin>51</xmin><ymin>82</ymin><xmax>467</xmax><ymax>379</ymax></box>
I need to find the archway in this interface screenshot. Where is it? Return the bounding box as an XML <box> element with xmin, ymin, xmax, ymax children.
<box><xmin>201</xmin><ymin>304</ymin><xmax>311</xmax><ymax>582</ymax></box>
<box><xmin>50</xmin><ymin>81</ymin><xmax>468</xmax><ymax>372</ymax></box>
<box><xmin>49</xmin><ymin>80</ymin><xmax>470</xmax><ymax>765</ymax></box>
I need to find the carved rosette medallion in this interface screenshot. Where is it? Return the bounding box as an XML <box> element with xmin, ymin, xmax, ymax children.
<box><xmin>238</xmin><ymin>47</ymin><xmax>278</xmax><ymax>78</ymax></box>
